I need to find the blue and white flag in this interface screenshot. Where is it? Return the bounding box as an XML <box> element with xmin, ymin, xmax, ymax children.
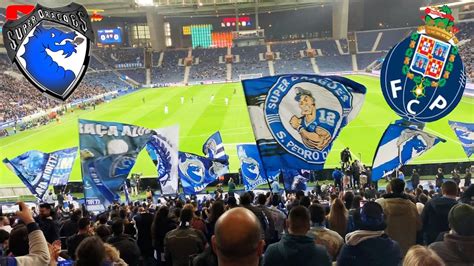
<box><xmin>372</xmin><ymin>122</ymin><xmax>444</xmax><ymax>181</ymax></box>
<box><xmin>79</xmin><ymin>119</ymin><xmax>154</xmax><ymax>212</ymax></box>
<box><xmin>449</xmin><ymin>121</ymin><xmax>474</xmax><ymax>158</ymax></box>
<box><xmin>178</xmin><ymin>152</ymin><xmax>228</xmax><ymax>195</ymax></box>
<box><xmin>237</xmin><ymin>144</ymin><xmax>280</xmax><ymax>191</ymax></box>
<box><xmin>203</xmin><ymin>131</ymin><xmax>228</xmax><ymax>161</ymax></box>
<box><xmin>242</xmin><ymin>74</ymin><xmax>366</xmax><ymax>171</ymax></box>
<box><xmin>123</xmin><ymin>181</ymin><xmax>131</xmax><ymax>205</ymax></box>
<box><xmin>282</xmin><ymin>169</ymin><xmax>310</xmax><ymax>192</ymax></box>
<box><xmin>146</xmin><ymin>125</ymin><xmax>180</xmax><ymax>195</ymax></box>
<box><xmin>3</xmin><ymin>147</ymin><xmax>77</xmax><ymax>200</ymax></box>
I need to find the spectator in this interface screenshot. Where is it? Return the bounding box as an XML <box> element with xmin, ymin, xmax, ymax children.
<box><xmin>263</xmin><ymin>206</ymin><xmax>331</xmax><ymax>266</ymax></box>
<box><xmin>212</xmin><ymin>207</ymin><xmax>264</xmax><ymax>266</ymax></box>
<box><xmin>421</xmin><ymin>180</ymin><xmax>459</xmax><ymax>245</ymax></box>
<box><xmin>152</xmin><ymin>206</ymin><xmax>176</xmax><ymax>266</ymax></box>
<box><xmin>332</xmin><ymin>168</ymin><xmax>343</xmax><ymax>189</ymax></box>
<box><xmin>267</xmin><ymin>194</ymin><xmax>286</xmax><ymax>240</ymax></box>
<box><xmin>227</xmin><ymin>178</ymin><xmax>236</xmax><ymax>194</ymax></box>
<box><xmin>67</xmin><ymin>217</ymin><xmax>91</xmax><ymax>260</ymax></box>
<box><xmin>436</xmin><ymin>168</ymin><xmax>444</xmax><ymax>189</ymax></box>
<box><xmin>103</xmin><ymin>243</ymin><xmax>127</xmax><ymax>265</ymax></box>
<box><xmin>464</xmin><ymin>168</ymin><xmax>472</xmax><ymax>187</ymax></box>
<box><xmin>75</xmin><ymin>236</ymin><xmax>106</xmax><ymax>266</ymax></box>
<box><xmin>183</xmin><ymin>204</ymin><xmax>207</xmax><ymax>235</ymax></box>
<box><xmin>255</xmin><ymin>193</ymin><xmax>277</xmax><ymax>244</ymax></box>
<box><xmin>376</xmin><ymin>178</ymin><xmax>421</xmax><ymax>255</ymax></box>
<box><xmin>108</xmin><ymin>218</ymin><xmax>141</xmax><ymax>266</ymax></box>
<box><xmin>35</xmin><ymin>203</ymin><xmax>60</xmax><ymax>244</ymax></box>
<box><xmin>327</xmin><ymin>198</ymin><xmax>348</xmax><ymax>238</ymax></box>
<box><xmin>164</xmin><ymin>208</ymin><xmax>206</xmax><ymax>266</ymax></box>
<box><xmin>337</xmin><ymin>202</ymin><xmax>402</xmax><ymax>266</ymax></box>
<box><xmin>2</xmin><ymin>202</ymin><xmax>50</xmax><ymax>265</ymax></box>
<box><xmin>429</xmin><ymin>203</ymin><xmax>474</xmax><ymax>265</ymax></box>
<box><xmin>240</xmin><ymin>192</ymin><xmax>273</xmax><ymax>243</ymax></box>
<box><xmin>205</xmin><ymin>200</ymin><xmax>225</xmax><ymax>242</ymax></box>
<box><xmin>0</xmin><ymin>230</ymin><xmax>9</xmax><ymax>256</ymax></box>
<box><xmin>308</xmin><ymin>203</ymin><xmax>343</xmax><ymax>260</ymax></box>
<box><xmin>134</xmin><ymin>207</ymin><xmax>155</xmax><ymax>265</ymax></box>
<box><xmin>95</xmin><ymin>224</ymin><xmax>111</xmax><ymax>242</ymax></box>
<box><xmin>60</xmin><ymin>209</ymin><xmax>82</xmax><ymax>238</ymax></box>
<box><xmin>0</xmin><ymin>217</ymin><xmax>12</xmax><ymax>234</ymax></box>
<box><xmin>460</xmin><ymin>184</ymin><xmax>474</xmax><ymax>205</ymax></box>
<box><xmin>411</xmin><ymin>169</ymin><xmax>420</xmax><ymax>189</ymax></box>
<box><xmin>403</xmin><ymin>245</ymin><xmax>445</xmax><ymax>266</ymax></box>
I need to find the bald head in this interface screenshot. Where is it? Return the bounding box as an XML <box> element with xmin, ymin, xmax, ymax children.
<box><xmin>212</xmin><ymin>207</ymin><xmax>264</xmax><ymax>266</ymax></box>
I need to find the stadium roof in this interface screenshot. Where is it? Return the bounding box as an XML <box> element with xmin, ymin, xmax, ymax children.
<box><xmin>2</xmin><ymin>0</ymin><xmax>343</xmax><ymax>17</ymax></box>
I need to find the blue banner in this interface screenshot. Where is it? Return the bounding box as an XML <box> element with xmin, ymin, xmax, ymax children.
<box><xmin>282</xmin><ymin>169</ymin><xmax>310</xmax><ymax>192</ymax></box>
<box><xmin>372</xmin><ymin>122</ymin><xmax>444</xmax><ymax>181</ymax></box>
<box><xmin>242</xmin><ymin>74</ymin><xmax>366</xmax><ymax>171</ymax></box>
<box><xmin>449</xmin><ymin>121</ymin><xmax>473</xmax><ymax>158</ymax></box>
<box><xmin>146</xmin><ymin>126</ymin><xmax>180</xmax><ymax>195</ymax></box>
<box><xmin>237</xmin><ymin>144</ymin><xmax>280</xmax><ymax>191</ymax></box>
<box><xmin>3</xmin><ymin>147</ymin><xmax>77</xmax><ymax>200</ymax></box>
<box><xmin>203</xmin><ymin>131</ymin><xmax>229</xmax><ymax>161</ymax></box>
<box><xmin>178</xmin><ymin>152</ymin><xmax>228</xmax><ymax>195</ymax></box>
<box><xmin>79</xmin><ymin>119</ymin><xmax>154</xmax><ymax>212</ymax></box>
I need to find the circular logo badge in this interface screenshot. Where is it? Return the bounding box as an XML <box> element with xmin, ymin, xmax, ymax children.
<box><xmin>263</xmin><ymin>75</ymin><xmax>352</xmax><ymax>164</ymax></box>
<box><xmin>380</xmin><ymin>33</ymin><xmax>466</xmax><ymax>123</ymax></box>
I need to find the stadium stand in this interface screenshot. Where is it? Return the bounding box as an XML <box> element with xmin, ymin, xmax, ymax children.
<box><xmin>377</xmin><ymin>28</ymin><xmax>411</xmax><ymax>51</ymax></box>
<box><xmin>357</xmin><ymin>52</ymin><xmax>386</xmax><ymax>70</ymax></box>
<box><xmin>232</xmin><ymin>45</ymin><xmax>269</xmax><ymax>80</ymax></box>
<box><xmin>189</xmin><ymin>48</ymin><xmax>227</xmax><ymax>82</ymax></box>
<box><xmin>152</xmin><ymin>50</ymin><xmax>187</xmax><ymax>84</ymax></box>
<box><xmin>316</xmin><ymin>55</ymin><xmax>353</xmax><ymax>73</ymax></box>
<box><xmin>356</xmin><ymin>31</ymin><xmax>379</xmax><ymax>52</ymax></box>
<box><xmin>311</xmin><ymin>40</ymin><xmax>340</xmax><ymax>56</ymax></box>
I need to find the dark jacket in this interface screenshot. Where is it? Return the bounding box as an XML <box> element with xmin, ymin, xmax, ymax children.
<box><xmin>429</xmin><ymin>233</ymin><xmax>474</xmax><ymax>266</ymax></box>
<box><xmin>60</xmin><ymin>219</ymin><xmax>78</xmax><ymax>238</ymax></box>
<box><xmin>192</xmin><ymin>245</ymin><xmax>218</xmax><ymax>266</ymax></box>
<box><xmin>35</xmin><ymin>216</ymin><xmax>60</xmax><ymax>244</ymax></box>
<box><xmin>421</xmin><ymin>196</ymin><xmax>458</xmax><ymax>245</ymax></box>
<box><xmin>134</xmin><ymin>212</ymin><xmax>154</xmax><ymax>256</ymax></box>
<box><xmin>67</xmin><ymin>233</ymin><xmax>89</xmax><ymax>260</ymax></box>
<box><xmin>108</xmin><ymin>234</ymin><xmax>141</xmax><ymax>266</ymax></box>
<box><xmin>337</xmin><ymin>231</ymin><xmax>402</xmax><ymax>266</ymax></box>
<box><xmin>263</xmin><ymin>234</ymin><xmax>331</xmax><ymax>266</ymax></box>
<box><xmin>164</xmin><ymin>226</ymin><xmax>206</xmax><ymax>266</ymax></box>
<box><xmin>152</xmin><ymin>218</ymin><xmax>176</xmax><ymax>252</ymax></box>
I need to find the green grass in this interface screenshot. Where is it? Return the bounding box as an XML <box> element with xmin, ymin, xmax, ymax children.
<box><xmin>0</xmin><ymin>75</ymin><xmax>472</xmax><ymax>185</ymax></box>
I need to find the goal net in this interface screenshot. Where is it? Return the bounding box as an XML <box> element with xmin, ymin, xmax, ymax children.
<box><xmin>239</xmin><ymin>73</ymin><xmax>263</xmax><ymax>81</ymax></box>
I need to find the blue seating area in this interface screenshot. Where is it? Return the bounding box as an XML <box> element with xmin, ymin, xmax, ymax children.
<box><xmin>357</xmin><ymin>52</ymin><xmax>385</xmax><ymax>70</ymax></box>
<box><xmin>118</xmin><ymin>69</ymin><xmax>146</xmax><ymax>84</ymax></box>
<box><xmin>89</xmin><ymin>56</ymin><xmax>107</xmax><ymax>71</ymax></box>
<box><xmin>339</xmin><ymin>39</ymin><xmax>349</xmax><ymax>54</ymax></box>
<box><xmin>377</xmin><ymin>29</ymin><xmax>410</xmax><ymax>51</ymax></box>
<box><xmin>232</xmin><ymin>62</ymin><xmax>269</xmax><ymax>81</ymax></box>
<box><xmin>311</xmin><ymin>40</ymin><xmax>339</xmax><ymax>56</ymax></box>
<box><xmin>233</xmin><ymin>45</ymin><xmax>267</xmax><ymax>64</ymax></box>
<box><xmin>152</xmin><ymin>50</ymin><xmax>187</xmax><ymax>84</ymax></box>
<box><xmin>356</xmin><ymin>31</ymin><xmax>378</xmax><ymax>52</ymax></box>
<box><xmin>316</xmin><ymin>55</ymin><xmax>352</xmax><ymax>73</ymax></box>
<box><xmin>94</xmin><ymin>48</ymin><xmax>144</xmax><ymax>69</ymax></box>
<box><xmin>274</xmin><ymin>59</ymin><xmax>314</xmax><ymax>75</ymax></box>
<box><xmin>232</xmin><ymin>46</ymin><xmax>268</xmax><ymax>80</ymax></box>
<box><xmin>190</xmin><ymin>48</ymin><xmax>227</xmax><ymax>82</ymax></box>
<box><xmin>271</xmin><ymin>42</ymin><xmax>306</xmax><ymax>60</ymax></box>
<box><xmin>83</xmin><ymin>71</ymin><xmax>129</xmax><ymax>91</ymax></box>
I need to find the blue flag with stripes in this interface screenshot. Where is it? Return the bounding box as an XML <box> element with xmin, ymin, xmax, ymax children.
<box><xmin>282</xmin><ymin>168</ymin><xmax>310</xmax><ymax>192</ymax></box>
<box><xmin>178</xmin><ymin>152</ymin><xmax>228</xmax><ymax>195</ymax></box>
<box><xmin>79</xmin><ymin>119</ymin><xmax>155</xmax><ymax>212</ymax></box>
<box><xmin>203</xmin><ymin>131</ymin><xmax>229</xmax><ymax>162</ymax></box>
<box><xmin>242</xmin><ymin>74</ymin><xmax>366</xmax><ymax>171</ymax></box>
<box><xmin>449</xmin><ymin>121</ymin><xmax>474</xmax><ymax>158</ymax></box>
<box><xmin>372</xmin><ymin>122</ymin><xmax>444</xmax><ymax>181</ymax></box>
<box><xmin>237</xmin><ymin>144</ymin><xmax>280</xmax><ymax>191</ymax></box>
<box><xmin>3</xmin><ymin>147</ymin><xmax>77</xmax><ymax>200</ymax></box>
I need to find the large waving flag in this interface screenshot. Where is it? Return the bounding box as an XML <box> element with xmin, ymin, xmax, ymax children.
<box><xmin>242</xmin><ymin>74</ymin><xmax>366</xmax><ymax>171</ymax></box>
<box><xmin>79</xmin><ymin>119</ymin><xmax>154</xmax><ymax>212</ymax></box>
<box><xmin>203</xmin><ymin>131</ymin><xmax>228</xmax><ymax>161</ymax></box>
<box><xmin>178</xmin><ymin>152</ymin><xmax>228</xmax><ymax>195</ymax></box>
<box><xmin>146</xmin><ymin>125</ymin><xmax>180</xmax><ymax>195</ymax></box>
<box><xmin>237</xmin><ymin>144</ymin><xmax>280</xmax><ymax>191</ymax></box>
<box><xmin>449</xmin><ymin>121</ymin><xmax>474</xmax><ymax>158</ymax></box>
<box><xmin>372</xmin><ymin>122</ymin><xmax>445</xmax><ymax>181</ymax></box>
<box><xmin>282</xmin><ymin>168</ymin><xmax>310</xmax><ymax>192</ymax></box>
<box><xmin>3</xmin><ymin>147</ymin><xmax>77</xmax><ymax>200</ymax></box>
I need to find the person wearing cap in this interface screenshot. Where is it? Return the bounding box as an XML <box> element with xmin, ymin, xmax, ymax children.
<box><xmin>429</xmin><ymin>203</ymin><xmax>474</xmax><ymax>265</ymax></box>
<box><xmin>289</xmin><ymin>87</ymin><xmax>334</xmax><ymax>150</ymax></box>
<box><xmin>337</xmin><ymin>201</ymin><xmax>402</xmax><ymax>266</ymax></box>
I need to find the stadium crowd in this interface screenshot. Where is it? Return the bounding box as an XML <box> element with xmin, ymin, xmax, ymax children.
<box><xmin>0</xmin><ymin>173</ymin><xmax>472</xmax><ymax>266</ymax></box>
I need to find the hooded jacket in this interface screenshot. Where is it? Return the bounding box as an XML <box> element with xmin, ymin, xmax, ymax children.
<box><xmin>421</xmin><ymin>196</ymin><xmax>458</xmax><ymax>244</ymax></box>
<box><xmin>376</xmin><ymin>194</ymin><xmax>421</xmax><ymax>255</ymax></box>
<box><xmin>337</xmin><ymin>230</ymin><xmax>402</xmax><ymax>266</ymax></box>
<box><xmin>263</xmin><ymin>234</ymin><xmax>331</xmax><ymax>266</ymax></box>
<box><xmin>429</xmin><ymin>233</ymin><xmax>474</xmax><ymax>266</ymax></box>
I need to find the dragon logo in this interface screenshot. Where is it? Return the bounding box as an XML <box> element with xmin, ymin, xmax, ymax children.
<box><xmin>2</xmin><ymin>3</ymin><xmax>94</xmax><ymax>101</ymax></box>
<box><xmin>179</xmin><ymin>154</ymin><xmax>206</xmax><ymax>184</ymax></box>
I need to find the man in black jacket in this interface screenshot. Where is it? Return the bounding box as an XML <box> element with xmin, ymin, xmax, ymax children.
<box><xmin>422</xmin><ymin>180</ymin><xmax>459</xmax><ymax>245</ymax></box>
<box><xmin>35</xmin><ymin>203</ymin><xmax>59</xmax><ymax>244</ymax></box>
<box><xmin>67</xmin><ymin>217</ymin><xmax>90</xmax><ymax>260</ymax></box>
<box><xmin>108</xmin><ymin>218</ymin><xmax>141</xmax><ymax>266</ymax></box>
<box><xmin>134</xmin><ymin>207</ymin><xmax>155</xmax><ymax>265</ymax></box>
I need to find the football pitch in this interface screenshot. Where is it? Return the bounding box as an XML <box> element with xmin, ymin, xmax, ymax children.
<box><xmin>0</xmin><ymin>75</ymin><xmax>472</xmax><ymax>185</ymax></box>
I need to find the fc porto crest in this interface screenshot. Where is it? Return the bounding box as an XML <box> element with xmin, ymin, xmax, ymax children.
<box><xmin>381</xmin><ymin>5</ymin><xmax>466</xmax><ymax>123</ymax></box>
<box><xmin>2</xmin><ymin>3</ymin><xmax>94</xmax><ymax>101</ymax></box>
